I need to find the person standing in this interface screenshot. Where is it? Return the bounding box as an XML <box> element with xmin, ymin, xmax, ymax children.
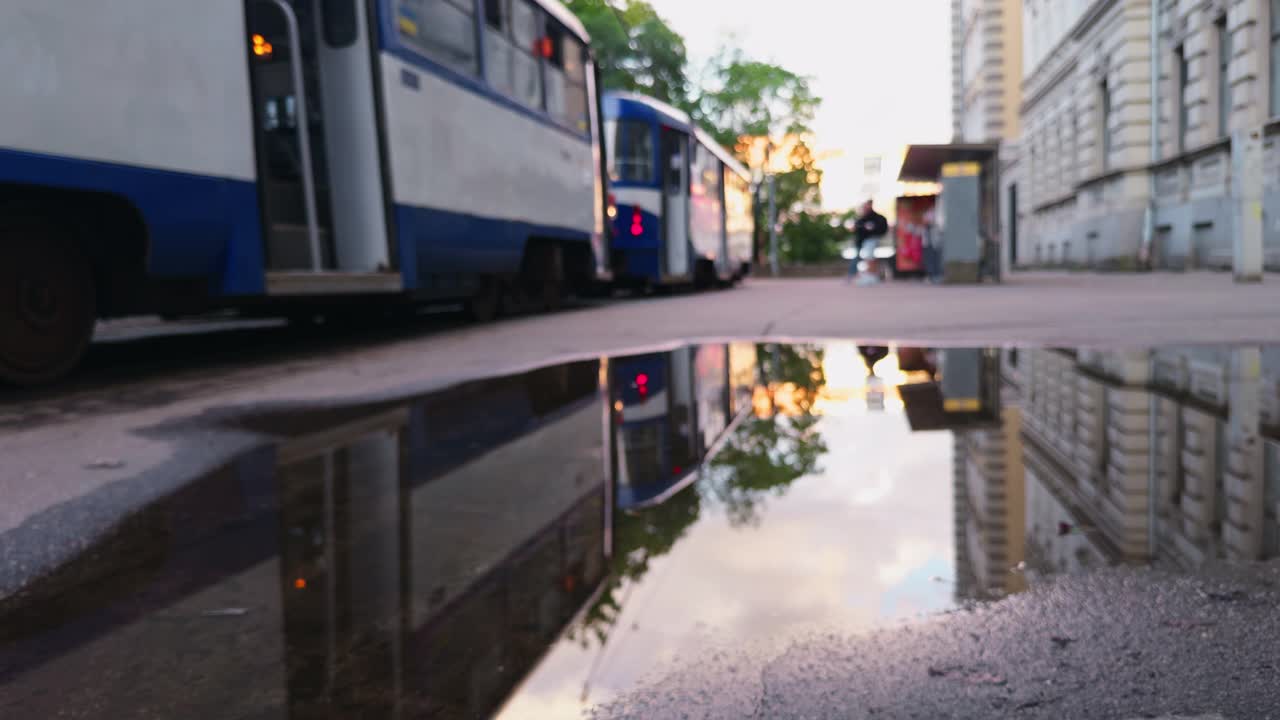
<box><xmin>921</xmin><ymin>205</ymin><xmax>942</xmax><ymax>283</ymax></box>
<box><xmin>844</xmin><ymin>200</ymin><xmax>889</xmax><ymax>284</ymax></box>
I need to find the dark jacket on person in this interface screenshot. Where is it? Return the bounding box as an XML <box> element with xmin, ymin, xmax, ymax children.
<box><xmin>854</xmin><ymin>210</ymin><xmax>889</xmax><ymax>244</ymax></box>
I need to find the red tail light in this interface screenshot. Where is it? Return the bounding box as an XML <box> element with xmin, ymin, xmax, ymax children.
<box><xmin>630</xmin><ymin>206</ymin><xmax>644</xmax><ymax>237</ymax></box>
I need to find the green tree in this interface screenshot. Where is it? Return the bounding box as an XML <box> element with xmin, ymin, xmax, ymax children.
<box><xmin>702</xmin><ymin>342</ymin><xmax>829</xmax><ymax>527</ymax></box>
<box><xmin>566</xmin><ymin>0</ymin><xmax>691</xmax><ymax>109</ymax></box>
<box><xmin>780</xmin><ymin>211</ymin><xmax>850</xmax><ymax>264</ymax></box>
<box><xmin>692</xmin><ymin>48</ymin><xmax>824</xmax><ymax>262</ymax></box>
<box><xmin>695</xmin><ymin>48</ymin><xmax>820</xmax><ymax>150</ymax></box>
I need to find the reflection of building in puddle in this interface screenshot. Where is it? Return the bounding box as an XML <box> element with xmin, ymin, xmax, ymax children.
<box><xmin>887</xmin><ymin>348</ymin><xmax>1014</xmax><ymax>601</ymax></box>
<box><xmin>952</xmin><ymin>347</ymin><xmax>1280</xmax><ymax>603</ymax></box>
<box><xmin>953</xmin><ymin>404</ymin><xmax>1028</xmax><ymax>600</ymax></box>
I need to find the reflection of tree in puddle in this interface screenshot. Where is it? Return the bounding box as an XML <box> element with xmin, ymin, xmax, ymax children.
<box><xmin>570</xmin><ymin>344</ymin><xmax>830</xmax><ymax>647</ymax></box>
<box><xmin>569</xmin><ymin>487</ymin><xmax>702</xmax><ymax>648</ymax></box>
<box><xmin>756</xmin><ymin>343</ymin><xmax>827</xmax><ymax>416</ymax></box>
<box><xmin>708</xmin><ymin>343</ymin><xmax>829</xmax><ymax>528</ymax></box>
<box><xmin>706</xmin><ymin>413</ymin><xmax>827</xmax><ymax>528</ymax></box>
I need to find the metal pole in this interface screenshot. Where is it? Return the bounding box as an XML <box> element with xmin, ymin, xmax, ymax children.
<box><xmin>768</xmin><ymin>174</ymin><xmax>779</xmax><ymax>277</ymax></box>
<box><xmin>1140</xmin><ymin>0</ymin><xmax>1159</xmax><ymax>270</ymax></box>
<box><xmin>265</xmin><ymin>0</ymin><xmax>322</xmax><ymax>271</ymax></box>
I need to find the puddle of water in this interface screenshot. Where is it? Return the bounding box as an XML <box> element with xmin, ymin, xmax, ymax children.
<box><xmin>3</xmin><ymin>342</ymin><xmax>1280</xmax><ymax>718</ymax></box>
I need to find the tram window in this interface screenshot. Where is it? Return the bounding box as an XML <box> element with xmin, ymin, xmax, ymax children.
<box><xmin>544</xmin><ymin>23</ymin><xmax>565</xmax><ymax>68</ymax></box>
<box><xmin>484</xmin><ymin>0</ymin><xmax>514</xmax><ymax>94</ymax></box>
<box><xmin>563</xmin><ymin>36</ymin><xmax>585</xmax><ymax>83</ymax></box>
<box><xmin>484</xmin><ymin>0</ymin><xmax>506</xmax><ymax>29</ymax></box>
<box><xmin>542</xmin><ymin>20</ymin><xmax>567</xmax><ymax>122</ymax></box>
<box><xmin>545</xmin><ymin>63</ymin><xmax>567</xmax><ymax>122</ymax></box>
<box><xmin>510</xmin><ymin>0</ymin><xmax>542</xmax><ymax>109</ymax></box>
<box><xmin>563</xmin><ymin>36</ymin><xmax>586</xmax><ymax>132</ymax></box>
<box><xmin>397</xmin><ymin>0</ymin><xmax>479</xmax><ymax>76</ymax></box>
<box><xmin>611</xmin><ymin>120</ymin><xmax>654</xmax><ymax>183</ymax></box>
<box><xmin>511</xmin><ymin>0</ymin><xmax>538</xmax><ymax>51</ymax></box>
<box><xmin>321</xmin><ymin>0</ymin><xmax>358</xmax><ymax>47</ymax></box>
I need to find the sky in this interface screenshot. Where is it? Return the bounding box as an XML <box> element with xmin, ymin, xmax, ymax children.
<box><xmin>644</xmin><ymin>0</ymin><xmax>954</xmax><ymax>212</ymax></box>
<box><xmin>496</xmin><ymin>342</ymin><xmax>957</xmax><ymax>718</ymax></box>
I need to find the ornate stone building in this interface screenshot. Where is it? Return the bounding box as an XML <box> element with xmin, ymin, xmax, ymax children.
<box><xmin>992</xmin><ymin>0</ymin><xmax>1280</xmax><ymax>270</ymax></box>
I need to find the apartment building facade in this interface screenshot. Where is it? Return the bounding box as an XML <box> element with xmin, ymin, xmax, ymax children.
<box><xmin>1003</xmin><ymin>0</ymin><xmax>1280</xmax><ymax>270</ymax></box>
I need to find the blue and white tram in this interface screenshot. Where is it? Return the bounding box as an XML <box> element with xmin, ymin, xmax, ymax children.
<box><xmin>0</xmin><ymin>0</ymin><xmax>609</xmax><ymax>384</ymax></box>
<box><xmin>602</xmin><ymin>92</ymin><xmax>753</xmax><ymax>291</ymax></box>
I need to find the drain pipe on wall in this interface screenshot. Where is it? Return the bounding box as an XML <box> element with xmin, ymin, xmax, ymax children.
<box><xmin>1140</xmin><ymin>0</ymin><xmax>1159</xmax><ymax>269</ymax></box>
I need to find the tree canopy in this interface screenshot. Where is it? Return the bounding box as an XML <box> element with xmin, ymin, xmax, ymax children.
<box><xmin>565</xmin><ymin>0</ymin><xmax>692</xmax><ymax>110</ymax></box>
<box><xmin>567</xmin><ymin>1</ymin><xmax>831</xmax><ymax>264</ymax></box>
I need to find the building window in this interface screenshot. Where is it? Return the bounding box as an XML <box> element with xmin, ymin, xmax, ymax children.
<box><xmin>1177</xmin><ymin>45</ymin><xmax>1189</xmax><ymax>152</ymax></box>
<box><xmin>1100</xmin><ymin>77</ymin><xmax>1112</xmax><ymax>170</ymax></box>
<box><xmin>1272</xmin><ymin>0</ymin><xmax>1280</xmax><ymax>117</ymax></box>
<box><xmin>1217</xmin><ymin>16</ymin><xmax>1231</xmax><ymax>137</ymax></box>
<box><xmin>1070</xmin><ymin>113</ymin><xmax>1078</xmax><ymax>182</ymax></box>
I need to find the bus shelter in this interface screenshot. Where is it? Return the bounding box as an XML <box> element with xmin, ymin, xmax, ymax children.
<box><xmin>898</xmin><ymin>143</ymin><xmax>1000</xmax><ymax>284</ymax></box>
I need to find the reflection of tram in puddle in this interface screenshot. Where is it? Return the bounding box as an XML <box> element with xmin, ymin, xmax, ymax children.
<box><xmin>277</xmin><ymin>360</ymin><xmax>611</xmax><ymax>718</ymax></box>
<box><xmin>0</xmin><ymin>361</ymin><xmax>613</xmax><ymax>720</ymax></box>
<box><xmin>609</xmin><ymin>344</ymin><xmax>752</xmax><ymax>511</ymax></box>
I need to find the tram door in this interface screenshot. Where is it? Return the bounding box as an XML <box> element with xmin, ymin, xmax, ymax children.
<box><xmin>660</xmin><ymin>127</ymin><xmax>691</xmax><ymax>279</ymax></box>
<box><xmin>245</xmin><ymin>0</ymin><xmax>391</xmax><ymax>278</ymax></box>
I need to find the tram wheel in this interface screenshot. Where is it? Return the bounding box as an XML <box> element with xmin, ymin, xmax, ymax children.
<box><xmin>466</xmin><ymin>274</ymin><xmax>502</xmax><ymax>323</ymax></box>
<box><xmin>540</xmin><ymin>244</ymin><xmax>565</xmax><ymax>312</ymax></box>
<box><xmin>0</xmin><ymin>216</ymin><xmax>96</xmax><ymax>386</ymax></box>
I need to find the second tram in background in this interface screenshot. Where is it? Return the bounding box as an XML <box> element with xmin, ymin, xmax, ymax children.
<box><xmin>603</xmin><ymin>92</ymin><xmax>754</xmax><ymax>292</ymax></box>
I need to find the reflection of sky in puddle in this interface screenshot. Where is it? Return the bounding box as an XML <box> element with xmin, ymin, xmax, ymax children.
<box><xmin>497</xmin><ymin>358</ymin><xmax>955</xmax><ymax>719</ymax></box>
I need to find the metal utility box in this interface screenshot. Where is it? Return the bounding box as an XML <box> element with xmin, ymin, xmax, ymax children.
<box><xmin>939</xmin><ymin>162</ymin><xmax>983</xmax><ymax>283</ymax></box>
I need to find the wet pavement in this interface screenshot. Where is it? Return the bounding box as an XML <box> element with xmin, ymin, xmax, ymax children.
<box><xmin>3</xmin><ymin>341</ymin><xmax>1280</xmax><ymax>718</ymax></box>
